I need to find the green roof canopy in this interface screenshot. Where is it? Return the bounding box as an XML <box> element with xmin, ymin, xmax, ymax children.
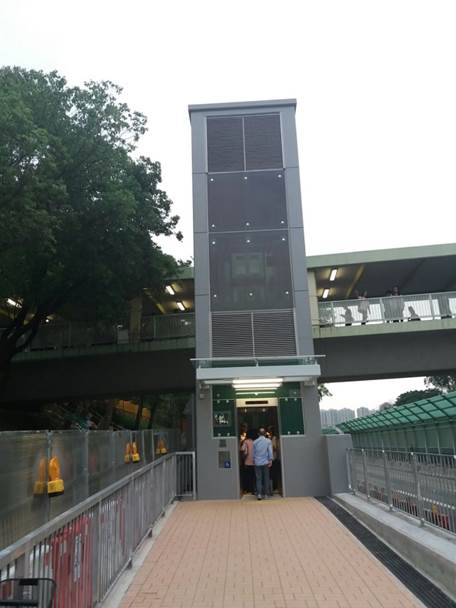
<box><xmin>338</xmin><ymin>391</ymin><xmax>456</xmax><ymax>433</ymax></box>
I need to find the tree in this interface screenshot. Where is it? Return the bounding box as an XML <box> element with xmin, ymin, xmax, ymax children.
<box><xmin>0</xmin><ymin>67</ymin><xmax>182</xmax><ymax>372</ymax></box>
<box><xmin>317</xmin><ymin>383</ymin><xmax>332</xmax><ymax>401</ymax></box>
<box><xmin>394</xmin><ymin>388</ymin><xmax>441</xmax><ymax>407</ymax></box>
<box><xmin>425</xmin><ymin>373</ymin><xmax>456</xmax><ymax>393</ymax></box>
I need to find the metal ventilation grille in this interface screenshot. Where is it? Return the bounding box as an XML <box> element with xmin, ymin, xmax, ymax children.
<box><xmin>244</xmin><ymin>114</ymin><xmax>283</xmax><ymax>170</ymax></box>
<box><xmin>212</xmin><ymin>313</ymin><xmax>253</xmax><ymax>357</ymax></box>
<box><xmin>252</xmin><ymin>310</ymin><xmax>296</xmax><ymax>356</ymax></box>
<box><xmin>211</xmin><ymin>309</ymin><xmax>296</xmax><ymax>357</ymax></box>
<box><xmin>207</xmin><ymin>117</ymin><xmax>244</xmax><ymax>172</ymax></box>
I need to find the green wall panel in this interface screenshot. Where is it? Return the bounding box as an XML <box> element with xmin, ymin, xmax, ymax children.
<box><xmin>212</xmin><ymin>385</ymin><xmax>236</xmax><ymax>437</ymax></box>
<box><xmin>279</xmin><ymin>397</ymin><xmax>304</xmax><ymax>435</ymax></box>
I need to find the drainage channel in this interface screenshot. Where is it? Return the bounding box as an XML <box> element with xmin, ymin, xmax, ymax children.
<box><xmin>317</xmin><ymin>497</ymin><xmax>456</xmax><ymax>608</ymax></box>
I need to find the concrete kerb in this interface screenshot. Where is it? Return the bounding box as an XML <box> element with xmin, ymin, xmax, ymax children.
<box><xmin>334</xmin><ymin>492</ymin><xmax>456</xmax><ymax>602</ymax></box>
<box><xmin>101</xmin><ymin>500</ymin><xmax>178</xmax><ymax>608</ymax></box>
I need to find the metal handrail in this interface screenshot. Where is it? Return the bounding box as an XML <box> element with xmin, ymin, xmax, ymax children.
<box><xmin>0</xmin><ymin>452</ymin><xmax>196</xmax><ymax>606</ymax></box>
<box><xmin>0</xmin><ymin>455</ymin><xmax>170</xmax><ymax>570</ymax></box>
<box><xmin>347</xmin><ymin>447</ymin><xmax>456</xmax><ymax>535</ymax></box>
<box><xmin>319</xmin><ymin>290</ymin><xmax>456</xmax><ymax>327</ymax></box>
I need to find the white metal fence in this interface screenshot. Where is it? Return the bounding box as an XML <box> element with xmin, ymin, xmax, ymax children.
<box><xmin>319</xmin><ymin>291</ymin><xmax>456</xmax><ymax>326</ymax></box>
<box><xmin>0</xmin><ymin>452</ymin><xmax>195</xmax><ymax>607</ymax></box>
<box><xmin>3</xmin><ymin>314</ymin><xmax>195</xmax><ymax>352</ymax></box>
<box><xmin>347</xmin><ymin>448</ymin><xmax>456</xmax><ymax>535</ymax></box>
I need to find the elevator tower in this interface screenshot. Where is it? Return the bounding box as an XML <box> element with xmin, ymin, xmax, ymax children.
<box><xmin>189</xmin><ymin>100</ymin><xmax>329</xmax><ymax>498</ymax></box>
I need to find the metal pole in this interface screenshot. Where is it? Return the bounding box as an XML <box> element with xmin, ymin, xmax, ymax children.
<box><xmin>362</xmin><ymin>449</ymin><xmax>370</xmax><ymax>500</ymax></box>
<box><xmin>46</xmin><ymin>432</ymin><xmax>52</xmax><ymax>524</ymax></box>
<box><xmin>192</xmin><ymin>452</ymin><xmax>197</xmax><ymax>500</ymax></box>
<box><xmin>382</xmin><ymin>450</ymin><xmax>393</xmax><ymax>510</ymax></box>
<box><xmin>411</xmin><ymin>452</ymin><xmax>425</xmax><ymax>525</ymax></box>
<box><xmin>96</xmin><ymin>500</ymin><xmax>102</xmax><ymax>602</ymax></box>
<box><xmin>346</xmin><ymin>449</ymin><xmax>353</xmax><ymax>493</ymax></box>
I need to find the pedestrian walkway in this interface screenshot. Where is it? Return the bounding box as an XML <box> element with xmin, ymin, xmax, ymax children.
<box><xmin>118</xmin><ymin>497</ymin><xmax>422</xmax><ymax>608</ymax></box>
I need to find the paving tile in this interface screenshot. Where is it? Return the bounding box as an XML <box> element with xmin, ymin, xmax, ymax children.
<box><xmin>117</xmin><ymin>498</ymin><xmax>422</xmax><ymax>608</ymax></box>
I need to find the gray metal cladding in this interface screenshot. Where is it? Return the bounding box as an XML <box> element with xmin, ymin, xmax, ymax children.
<box><xmin>211</xmin><ymin>309</ymin><xmax>296</xmax><ymax>357</ymax></box>
<box><xmin>212</xmin><ymin>312</ymin><xmax>254</xmax><ymax>357</ymax></box>
<box><xmin>207</xmin><ymin>117</ymin><xmax>244</xmax><ymax>172</ymax></box>
<box><xmin>206</xmin><ymin>114</ymin><xmax>283</xmax><ymax>173</ymax></box>
<box><xmin>252</xmin><ymin>309</ymin><xmax>296</xmax><ymax>356</ymax></box>
<box><xmin>244</xmin><ymin>114</ymin><xmax>283</xmax><ymax>170</ymax></box>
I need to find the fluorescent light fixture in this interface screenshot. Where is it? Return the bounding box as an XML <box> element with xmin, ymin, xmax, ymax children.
<box><xmin>165</xmin><ymin>285</ymin><xmax>175</xmax><ymax>295</ymax></box>
<box><xmin>329</xmin><ymin>268</ymin><xmax>338</xmax><ymax>281</ymax></box>
<box><xmin>236</xmin><ymin>391</ymin><xmax>276</xmax><ymax>395</ymax></box>
<box><xmin>7</xmin><ymin>298</ymin><xmax>20</xmax><ymax>307</ymax></box>
<box><xmin>322</xmin><ymin>288</ymin><xmax>330</xmax><ymax>299</ymax></box>
<box><xmin>233</xmin><ymin>378</ymin><xmax>282</xmax><ymax>385</ymax></box>
<box><xmin>233</xmin><ymin>381</ymin><xmax>282</xmax><ymax>387</ymax></box>
<box><xmin>233</xmin><ymin>378</ymin><xmax>283</xmax><ymax>391</ymax></box>
<box><xmin>176</xmin><ymin>301</ymin><xmax>186</xmax><ymax>312</ymax></box>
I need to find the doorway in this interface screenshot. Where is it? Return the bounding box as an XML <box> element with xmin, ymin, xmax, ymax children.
<box><xmin>237</xmin><ymin>403</ymin><xmax>282</xmax><ymax>497</ymax></box>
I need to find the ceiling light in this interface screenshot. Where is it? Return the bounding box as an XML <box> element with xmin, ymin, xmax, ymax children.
<box><xmin>322</xmin><ymin>288</ymin><xmax>330</xmax><ymax>299</ymax></box>
<box><xmin>236</xmin><ymin>391</ymin><xmax>276</xmax><ymax>395</ymax></box>
<box><xmin>233</xmin><ymin>382</ymin><xmax>283</xmax><ymax>390</ymax></box>
<box><xmin>233</xmin><ymin>378</ymin><xmax>283</xmax><ymax>385</ymax></box>
<box><xmin>165</xmin><ymin>285</ymin><xmax>175</xmax><ymax>295</ymax></box>
<box><xmin>176</xmin><ymin>301</ymin><xmax>186</xmax><ymax>312</ymax></box>
<box><xmin>329</xmin><ymin>269</ymin><xmax>338</xmax><ymax>282</ymax></box>
<box><xmin>7</xmin><ymin>298</ymin><xmax>20</xmax><ymax>307</ymax></box>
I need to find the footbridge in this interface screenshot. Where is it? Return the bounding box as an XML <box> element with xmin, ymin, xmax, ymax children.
<box><xmin>2</xmin><ymin>244</ymin><xmax>456</xmax><ymax>404</ymax></box>
<box><xmin>0</xmin><ymin>427</ymin><xmax>455</xmax><ymax>608</ymax></box>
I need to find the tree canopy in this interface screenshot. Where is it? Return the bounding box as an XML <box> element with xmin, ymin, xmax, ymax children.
<box><xmin>425</xmin><ymin>373</ymin><xmax>456</xmax><ymax>393</ymax></box>
<box><xmin>394</xmin><ymin>388</ymin><xmax>441</xmax><ymax>407</ymax></box>
<box><xmin>0</xmin><ymin>67</ymin><xmax>182</xmax><ymax>369</ymax></box>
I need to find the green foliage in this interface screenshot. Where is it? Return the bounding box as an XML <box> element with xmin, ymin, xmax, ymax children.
<box><xmin>425</xmin><ymin>373</ymin><xmax>456</xmax><ymax>393</ymax></box>
<box><xmin>0</xmin><ymin>67</ymin><xmax>182</xmax><ymax>367</ymax></box>
<box><xmin>317</xmin><ymin>383</ymin><xmax>332</xmax><ymax>401</ymax></box>
<box><xmin>394</xmin><ymin>388</ymin><xmax>441</xmax><ymax>407</ymax></box>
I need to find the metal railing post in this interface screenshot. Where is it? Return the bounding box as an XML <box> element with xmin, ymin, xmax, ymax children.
<box><xmin>362</xmin><ymin>449</ymin><xmax>370</xmax><ymax>500</ymax></box>
<box><xmin>161</xmin><ymin>458</ymin><xmax>166</xmax><ymax>515</ymax></box>
<box><xmin>330</xmin><ymin>301</ymin><xmax>335</xmax><ymax>325</ymax></box>
<box><xmin>346</xmin><ymin>449</ymin><xmax>353</xmax><ymax>493</ymax></box>
<box><xmin>96</xmin><ymin>499</ymin><xmax>102</xmax><ymax>603</ymax></box>
<box><xmin>382</xmin><ymin>450</ymin><xmax>393</xmax><ymax>510</ymax></box>
<box><xmin>411</xmin><ymin>452</ymin><xmax>425</xmax><ymax>526</ymax></box>
<box><xmin>46</xmin><ymin>431</ymin><xmax>52</xmax><ymax>524</ymax></box>
<box><xmin>192</xmin><ymin>452</ymin><xmax>197</xmax><ymax>500</ymax></box>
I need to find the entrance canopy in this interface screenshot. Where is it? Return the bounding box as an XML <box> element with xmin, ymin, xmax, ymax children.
<box><xmin>192</xmin><ymin>355</ymin><xmax>322</xmax><ymax>387</ymax></box>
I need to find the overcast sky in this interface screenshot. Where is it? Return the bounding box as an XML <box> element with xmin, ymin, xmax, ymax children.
<box><xmin>2</xmin><ymin>1</ymin><xmax>454</xmax><ymax>409</ymax></box>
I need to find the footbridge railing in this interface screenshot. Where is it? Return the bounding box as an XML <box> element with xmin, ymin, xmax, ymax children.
<box><xmin>0</xmin><ymin>451</ymin><xmax>195</xmax><ymax>607</ymax></box>
<box><xmin>319</xmin><ymin>290</ymin><xmax>455</xmax><ymax>326</ymax></box>
<box><xmin>347</xmin><ymin>448</ymin><xmax>456</xmax><ymax>535</ymax></box>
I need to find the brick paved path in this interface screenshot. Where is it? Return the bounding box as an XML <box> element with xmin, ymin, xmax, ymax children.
<box><xmin>119</xmin><ymin>497</ymin><xmax>422</xmax><ymax>608</ymax></box>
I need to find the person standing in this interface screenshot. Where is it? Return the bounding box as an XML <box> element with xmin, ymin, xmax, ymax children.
<box><xmin>253</xmin><ymin>427</ymin><xmax>272</xmax><ymax>500</ymax></box>
<box><xmin>241</xmin><ymin>429</ymin><xmax>256</xmax><ymax>494</ymax></box>
<box><xmin>357</xmin><ymin>291</ymin><xmax>370</xmax><ymax>325</ymax></box>
<box><xmin>392</xmin><ymin>286</ymin><xmax>404</xmax><ymax>322</ymax></box>
<box><xmin>267</xmin><ymin>425</ymin><xmax>281</xmax><ymax>494</ymax></box>
<box><xmin>383</xmin><ymin>289</ymin><xmax>393</xmax><ymax>322</ymax></box>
